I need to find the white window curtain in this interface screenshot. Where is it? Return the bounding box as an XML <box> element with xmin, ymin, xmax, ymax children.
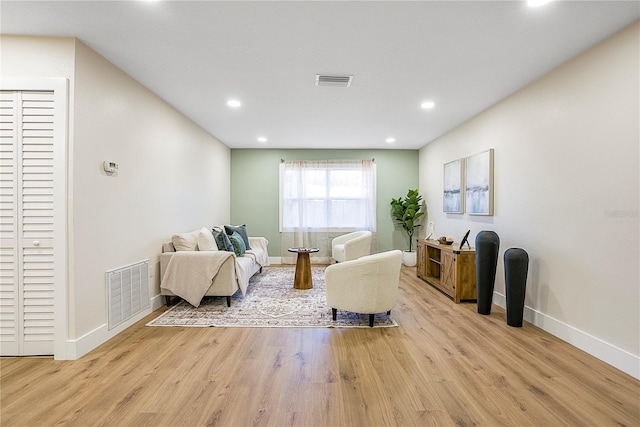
<box><xmin>280</xmin><ymin>159</ymin><xmax>377</xmax><ymax>264</ymax></box>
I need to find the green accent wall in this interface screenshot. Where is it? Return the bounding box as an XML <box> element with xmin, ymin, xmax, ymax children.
<box><xmin>231</xmin><ymin>149</ymin><xmax>419</xmax><ymax>256</ymax></box>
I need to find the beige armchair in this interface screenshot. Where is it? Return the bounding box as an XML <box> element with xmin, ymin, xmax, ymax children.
<box><xmin>325</xmin><ymin>250</ymin><xmax>402</xmax><ymax>327</ymax></box>
<box><xmin>331</xmin><ymin>230</ymin><xmax>372</xmax><ymax>263</ymax></box>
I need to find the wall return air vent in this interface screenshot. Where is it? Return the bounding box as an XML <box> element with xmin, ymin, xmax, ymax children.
<box><xmin>315</xmin><ymin>74</ymin><xmax>353</xmax><ymax>87</ymax></box>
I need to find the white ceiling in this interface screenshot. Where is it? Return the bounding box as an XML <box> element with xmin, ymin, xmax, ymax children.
<box><xmin>2</xmin><ymin>1</ymin><xmax>638</xmax><ymax>150</ymax></box>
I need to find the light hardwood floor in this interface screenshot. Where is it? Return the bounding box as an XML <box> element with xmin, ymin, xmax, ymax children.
<box><xmin>2</xmin><ymin>266</ymin><xmax>639</xmax><ymax>426</ymax></box>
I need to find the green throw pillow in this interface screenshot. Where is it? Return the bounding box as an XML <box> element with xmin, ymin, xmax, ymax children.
<box><xmin>229</xmin><ymin>232</ymin><xmax>246</xmax><ymax>257</ymax></box>
<box><xmin>212</xmin><ymin>228</ymin><xmax>234</xmax><ymax>252</ymax></box>
<box><xmin>224</xmin><ymin>224</ymin><xmax>251</xmax><ymax>250</ymax></box>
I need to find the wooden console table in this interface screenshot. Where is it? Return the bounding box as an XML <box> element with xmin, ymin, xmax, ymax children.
<box><xmin>417</xmin><ymin>239</ymin><xmax>476</xmax><ymax>303</ymax></box>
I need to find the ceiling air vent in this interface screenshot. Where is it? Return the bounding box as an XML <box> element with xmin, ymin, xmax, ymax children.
<box><xmin>315</xmin><ymin>74</ymin><xmax>353</xmax><ymax>87</ymax></box>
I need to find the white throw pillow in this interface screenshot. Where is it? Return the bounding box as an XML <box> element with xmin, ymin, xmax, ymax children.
<box><xmin>197</xmin><ymin>227</ymin><xmax>219</xmax><ymax>251</ymax></box>
<box><xmin>171</xmin><ymin>229</ymin><xmax>200</xmax><ymax>251</ymax></box>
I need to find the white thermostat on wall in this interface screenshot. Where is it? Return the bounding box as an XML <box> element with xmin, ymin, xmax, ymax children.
<box><xmin>103</xmin><ymin>161</ymin><xmax>118</xmax><ymax>173</ymax></box>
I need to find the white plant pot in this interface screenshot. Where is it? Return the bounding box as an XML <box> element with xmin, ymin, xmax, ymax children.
<box><xmin>402</xmin><ymin>250</ymin><xmax>417</xmax><ymax>267</ymax></box>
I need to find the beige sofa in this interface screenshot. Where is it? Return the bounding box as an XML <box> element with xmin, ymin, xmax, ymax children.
<box><xmin>159</xmin><ymin>228</ymin><xmax>269</xmax><ymax>307</ymax></box>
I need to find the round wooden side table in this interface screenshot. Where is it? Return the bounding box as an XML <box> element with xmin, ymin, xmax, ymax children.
<box><xmin>287</xmin><ymin>247</ymin><xmax>319</xmax><ymax>289</ymax></box>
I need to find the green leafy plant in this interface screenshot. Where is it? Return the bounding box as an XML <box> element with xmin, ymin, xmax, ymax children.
<box><xmin>390</xmin><ymin>189</ymin><xmax>425</xmax><ymax>252</ymax></box>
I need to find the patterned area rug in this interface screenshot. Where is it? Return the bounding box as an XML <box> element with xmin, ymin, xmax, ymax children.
<box><xmin>147</xmin><ymin>267</ymin><xmax>398</xmax><ymax>328</ymax></box>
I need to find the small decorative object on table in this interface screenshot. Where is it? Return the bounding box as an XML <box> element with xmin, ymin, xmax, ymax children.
<box><xmin>425</xmin><ymin>221</ymin><xmax>435</xmax><ymax>240</ymax></box>
<box><xmin>438</xmin><ymin>235</ymin><xmax>454</xmax><ymax>245</ymax></box>
<box><xmin>460</xmin><ymin>230</ymin><xmax>471</xmax><ymax>249</ymax></box>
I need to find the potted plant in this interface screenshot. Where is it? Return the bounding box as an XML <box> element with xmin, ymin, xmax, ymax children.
<box><xmin>390</xmin><ymin>189</ymin><xmax>425</xmax><ymax>266</ymax></box>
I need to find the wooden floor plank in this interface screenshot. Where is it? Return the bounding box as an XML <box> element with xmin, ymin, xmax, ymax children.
<box><xmin>1</xmin><ymin>265</ymin><xmax>638</xmax><ymax>426</ymax></box>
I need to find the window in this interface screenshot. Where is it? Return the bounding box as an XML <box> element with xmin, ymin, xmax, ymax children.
<box><xmin>279</xmin><ymin>160</ymin><xmax>376</xmax><ymax>232</ymax></box>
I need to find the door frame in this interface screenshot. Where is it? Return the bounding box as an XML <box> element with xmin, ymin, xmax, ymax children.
<box><xmin>1</xmin><ymin>78</ymin><xmax>69</xmax><ymax>359</ymax></box>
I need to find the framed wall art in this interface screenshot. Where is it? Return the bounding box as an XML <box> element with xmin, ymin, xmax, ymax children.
<box><xmin>443</xmin><ymin>158</ymin><xmax>464</xmax><ymax>213</ymax></box>
<box><xmin>465</xmin><ymin>148</ymin><xmax>494</xmax><ymax>215</ymax></box>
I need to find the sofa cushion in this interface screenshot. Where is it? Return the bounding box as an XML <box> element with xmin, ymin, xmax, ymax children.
<box><xmin>224</xmin><ymin>224</ymin><xmax>251</xmax><ymax>250</ymax></box>
<box><xmin>197</xmin><ymin>227</ymin><xmax>219</xmax><ymax>251</ymax></box>
<box><xmin>171</xmin><ymin>229</ymin><xmax>200</xmax><ymax>251</ymax></box>
<box><xmin>212</xmin><ymin>227</ymin><xmax>234</xmax><ymax>252</ymax></box>
<box><xmin>229</xmin><ymin>232</ymin><xmax>247</xmax><ymax>256</ymax></box>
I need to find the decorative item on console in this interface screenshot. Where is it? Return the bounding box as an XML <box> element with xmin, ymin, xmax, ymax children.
<box><xmin>425</xmin><ymin>221</ymin><xmax>435</xmax><ymax>240</ymax></box>
<box><xmin>437</xmin><ymin>235</ymin><xmax>454</xmax><ymax>245</ymax></box>
<box><xmin>459</xmin><ymin>229</ymin><xmax>471</xmax><ymax>249</ymax></box>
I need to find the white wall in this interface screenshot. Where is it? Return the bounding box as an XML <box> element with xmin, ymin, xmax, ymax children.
<box><xmin>71</xmin><ymin>40</ymin><xmax>231</xmax><ymax>343</ymax></box>
<box><xmin>1</xmin><ymin>36</ymin><xmax>231</xmax><ymax>357</ymax></box>
<box><xmin>419</xmin><ymin>22</ymin><xmax>639</xmax><ymax>378</ymax></box>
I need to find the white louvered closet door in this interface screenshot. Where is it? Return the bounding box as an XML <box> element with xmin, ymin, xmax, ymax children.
<box><xmin>0</xmin><ymin>91</ymin><xmax>55</xmax><ymax>356</ymax></box>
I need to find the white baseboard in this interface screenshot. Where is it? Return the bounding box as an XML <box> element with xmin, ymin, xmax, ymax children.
<box><xmin>56</xmin><ymin>302</ymin><xmax>160</xmax><ymax>360</ymax></box>
<box><xmin>493</xmin><ymin>292</ymin><xmax>639</xmax><ymax>380</ymax></box>
<box><xmin>150</xmin><ymin>293</ymin><xmax>164</xmax><ymax>311</ymax></box>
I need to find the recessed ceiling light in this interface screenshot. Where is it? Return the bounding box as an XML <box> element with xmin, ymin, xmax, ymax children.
<box><xmin>227</xmin><ymin>99</ymin><xmax>241</xmax><ymax>108</ymax></box>
<box><xmin>386</xmin><ymin>137</ymin><xmax>396</xmax><ymax>143</ymax></box>
<box><xmin>257</xmin><ymin>137</ymin><xmax>268</xmax><ymax>143</ymax></box>
<box><xmin>527</xmin><ymin>0</ymin><xmax>553</xmax><ymax>7</ymax></box>
<box><xmin>421</xmin><ymin>101</ymin><xmax>435</xmax><ymax>109</ymax></box>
